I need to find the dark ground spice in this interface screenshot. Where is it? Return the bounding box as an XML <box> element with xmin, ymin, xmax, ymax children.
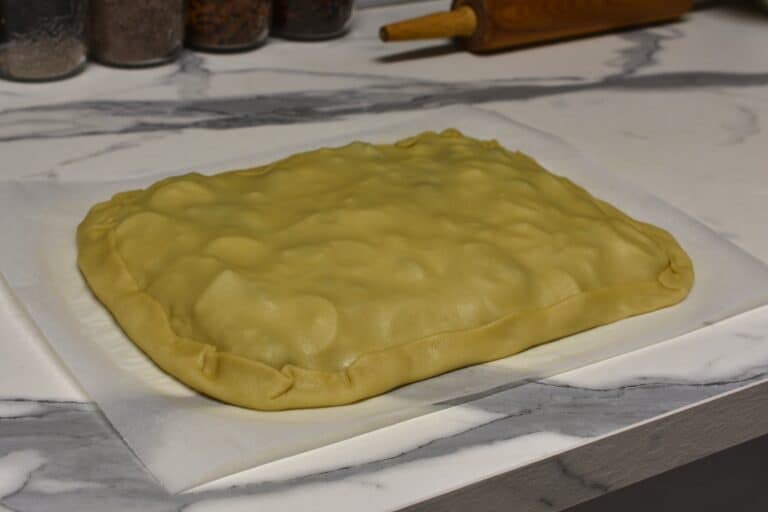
<box><xmin>89</xmin><ymin>0</ymin><xmax>185</xmax><ymax>67</ymax></box>
<box><xmin>0</xmin><ymin>0</ymin><xmax>87</xmax><ymax>81</ymax></box>
<box><xmin>186</xmin><ymin>0</ymin><xmax>272</xmax><ymax>51</ymax></box>
<box><xmin>272</xmin><ymin>0</ymin><xmax>354</xmax><ymax>40</ymax></box>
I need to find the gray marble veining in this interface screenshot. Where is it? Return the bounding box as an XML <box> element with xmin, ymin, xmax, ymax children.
<box><xmin>2</xmin><ymin>70</ymin><xmax>767</xmax><ymax>144</ymax></box>
<box><xmin>608</xmin><ymin>28</ymin><xmax>683</xmax><ymax>76</ymax></box>
<box><xmin>2</xmin><ymin>359</ymin><xmax>767</xmax><ymax>512</ymax></box>
<box><xmin>1</xmin><ymin>24</ymin><xmax>766</xmax><ymax>146</ymax></box>
<box><xmin>720</xmin><ymin>105</ymin><xmax>760</xmax><ymax>145</ymax></box>
<box><xmin>168</xmin><ymin>53</ymin><xmax>213</xmax><ymax>101</ymax></box>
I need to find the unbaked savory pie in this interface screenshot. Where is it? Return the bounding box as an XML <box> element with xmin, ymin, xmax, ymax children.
<box><xmin>77</xmin><ymin>130</ymin><xmax>694</xmax><ymax>410</ymax></box>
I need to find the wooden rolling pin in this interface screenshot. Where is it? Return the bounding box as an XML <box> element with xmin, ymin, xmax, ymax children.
<box><xmin>380</xmin><ymin>0</ymin><xmax>692</xmax><ymax>53</ymax></box>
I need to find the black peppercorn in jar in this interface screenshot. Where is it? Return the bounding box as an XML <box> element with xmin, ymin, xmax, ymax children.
<box><xmin>0</xmin><ymin>0</ymin><xmax>88</xmax><ymax>81</ymax></box>
<box><xmin>186</xmin><ymin>0</ymin><xmax>273</xmax><ymax>51</ymax></box>
<box><xmin>89</xmin><ymin>0</ymin><xmax>185</xmax><ymax>67</ymax></box>
<box><xmin>272</xmin><ymin>0</ymin><xmax>354</xmax><ymax>40</ymax></box>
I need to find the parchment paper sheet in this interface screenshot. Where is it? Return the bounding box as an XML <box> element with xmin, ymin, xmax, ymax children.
<box><xmin>2</xmin><ymin>106</ymin><xmax>768</xmax><ymax>493</ymax></box>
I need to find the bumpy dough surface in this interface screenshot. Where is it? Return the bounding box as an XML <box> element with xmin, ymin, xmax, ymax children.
<box><xmin>77</xmin><ymin>130</ymin><xmax>694</xmax><ymax>410</ymax></box>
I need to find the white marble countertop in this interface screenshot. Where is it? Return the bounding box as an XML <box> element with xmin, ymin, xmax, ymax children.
<box><xmin>1</xmin><ymin>2</ymin><xmax>768</xmax><ymax>510</ymax></box>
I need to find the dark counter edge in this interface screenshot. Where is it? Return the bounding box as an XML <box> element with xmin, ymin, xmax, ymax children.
<box><xmin>400</xmin><ymin>378</ymin><xmax>768</xmax><ymax>512</ymax></box>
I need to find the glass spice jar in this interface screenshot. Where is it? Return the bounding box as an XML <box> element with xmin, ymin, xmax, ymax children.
<box><xmin>0</xmin><ymin>0</ymin><xmax>88</xmax><ymax>82</ymax></box>
<box><xmin>186</xmin><ymin>0</ymin><xmax>273</xmax><ymax>51</ymax></box>
<box><xmin>272</xmin><ymin>0</ymin><xmax>354</xmax><ymax>40</ymax></box>
<box><xmin>89</xmin><ymin>0</ymin><xmax>185</xmax><ymax>67</ymax></box>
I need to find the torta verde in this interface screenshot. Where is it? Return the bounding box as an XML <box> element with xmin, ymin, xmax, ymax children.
<box><xmin>77</xmin><ymin>130</ymin><xmax>694</xmax><ymax>410</ymax></box>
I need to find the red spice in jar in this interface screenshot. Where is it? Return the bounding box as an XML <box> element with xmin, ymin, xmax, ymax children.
<box><xmin>186</xmin><ymin>0</ymin><xmax>273</xmax><ymax>51</ymax></box>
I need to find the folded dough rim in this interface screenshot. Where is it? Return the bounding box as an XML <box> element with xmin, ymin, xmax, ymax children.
<box><xmin>76</xmin><ymin>143</ymin><xmax>694</xmax><ymax>411</ymax></box>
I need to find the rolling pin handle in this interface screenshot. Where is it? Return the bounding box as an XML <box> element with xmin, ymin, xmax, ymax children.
<box><xmin>379</xmin><ymin>5</ymin><xmax>478</xmax><ymax>42</ymax></box>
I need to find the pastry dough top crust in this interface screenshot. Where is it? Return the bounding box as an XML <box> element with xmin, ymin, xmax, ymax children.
<box><xmin>77</xmin><ymin>130</ymin><xmax>693</xmax><ymax>410</ymax></box>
